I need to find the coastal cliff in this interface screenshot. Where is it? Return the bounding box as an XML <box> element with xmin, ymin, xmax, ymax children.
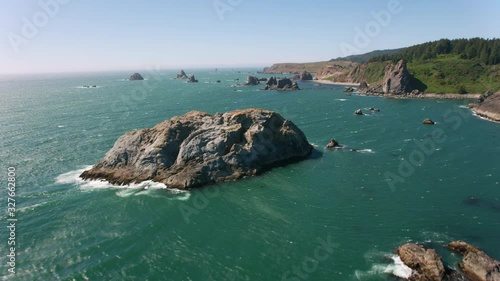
<box><xmin>469</xmin><ymin>91</ymin><xmax>500</xmax><ymax>122</ymax></box>
<box><xmin>80</xmin><ymin>109</ymin><xmax>313</xmax><ymax>189</ymax></box>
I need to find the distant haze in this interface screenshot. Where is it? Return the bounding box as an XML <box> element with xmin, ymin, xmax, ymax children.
<box><xmin>0</xmin><ymin>0</ymin><xmax>499</xmax><ymax>74</ymax></box>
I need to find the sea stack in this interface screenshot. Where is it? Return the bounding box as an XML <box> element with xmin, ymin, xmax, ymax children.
<box><xmin>177</xmin><ymin>70</ymin><xmax>188</xmax><ymax>79</ymax></box>
<box><xmin>129</xmin><ymin>73</ymin><xmax>144</xmax><ymax>81</ymax></box>
<box><xmin>187</xmin><ymin>75</ymin><xmax>198</xmax><ymax>83</ymax></box>
<box><xmin>80</xmin><ymin>109</ymin><xmax>313</xmax><ymax>189</ymax></box>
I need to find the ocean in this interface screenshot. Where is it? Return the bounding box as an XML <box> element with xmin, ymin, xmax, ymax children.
<box><xmin>0</xmin><ymin>69</ymin><xmax>499</xmax><ymax>280</ymax></box>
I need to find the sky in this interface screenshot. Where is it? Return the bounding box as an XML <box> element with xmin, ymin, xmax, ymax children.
<box><xmin>0</xmin><ymin>0</ymin><xmax>499</xmax><ymax>74</ymax></box>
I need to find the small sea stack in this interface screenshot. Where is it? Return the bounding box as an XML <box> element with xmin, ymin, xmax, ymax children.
<box><xmin>176</xmin><ymin>70</ymin><xmax>188</xmax><ymax>79</ymax></box>
<box><xmin>187</xmin><ymin>75</ymin><xmax>198</xmax><ymax>83</ymax></box>
<box><xmin>354</xmin><ymin>109</ymin><xmax>363</xmax><ymax>115</ymax></box>
<box><xmin>129</xmin><ymin>73</ymin><xmax>144</xmax><ymax>81</ymax></box>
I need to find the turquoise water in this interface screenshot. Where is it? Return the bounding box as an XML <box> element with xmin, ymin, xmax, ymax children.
<box><xmin>0</xmin><ymin>69</ymin><xmax>499</xmax><ymax>280</ymax></box>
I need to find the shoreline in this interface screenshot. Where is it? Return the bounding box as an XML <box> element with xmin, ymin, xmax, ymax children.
<box><xmin>313</xmin><ymin>80</ymin><xmax>360</xmax><ymax>86</ymax></box>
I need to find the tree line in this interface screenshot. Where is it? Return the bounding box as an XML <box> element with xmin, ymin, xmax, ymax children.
<box><xmin>368</xmin><ymin>38</ymin><xmax>500</xmax><ymax>65</ymax></box>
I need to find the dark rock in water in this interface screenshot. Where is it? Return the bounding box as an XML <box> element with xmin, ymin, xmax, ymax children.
<box><xmin>463</xmin><ymin>196</ymin><xmax>481</xmax><ymax>207</ymax></box>
<box><xmin>326</xmin><ymin>139</ymin><xmax>341</xmax><ymax>149</ymax></box>
<box><xmin>423</xmin><ymin>118</ymin><xmax>435</xmax><ymax>125</ymax></box>
<box><xmin>262</xmin><ymin>77</ymin><xmax>299</xmax><ymax>91</ymax></box>
<box><xmin>245</xmin><ymin>76</ymin><xmax>260</xmax><ymax>86</ymax></box>
<box><xmin>354</xmin><ymin>109</ymin><xmax>363</xmax><ymax>115</ymax></box>
<box><xmin>366</xmin><ymin>107</ymin><xmax>380</xmax><ymax>112</ymax></box>
<box><xmin>345</xmin><ymin>87</ymin><xmax>355</xmax><ymax>93</ymax></box>
<box><xmin>397</xmin><ymin>243</ymin><xmax>447</xmax><ymax>281</ymax></box>
<box><xmin>92</xmin><ymin>85</ymin><xmax>97</xmax><ymax>88</ymax></box>
<box><xmin>448</xmin><ymin>241</ymin><xmax>500</xmax><ymax>281</ymax></box>
<box><xmin>216</xmin><ymin>80</ymin><xmax>221</xmax><ymax>83</ymax></box>
<box><xmin>177</xmin><ymin>70</ymin><xmax>188</xmax><ymax>79</ymax></box>
<box><xmin>187</xmin><ymin>75</ymin><xmax>198</xmax><ymax>83</ymax></box>
<box><xmin>129</xmin><ymin>73</ymin><xmax>144</xmax><ymax>81</ymax></box>
<box><xmin>80</xmin><ymin>109</ymin><xmax>313</xmax><ymax>189</ymax></box>
<box><xmin>235</xmin><ymin>78</ymin><xmax>239</xmax><ymax>81</ymax></box>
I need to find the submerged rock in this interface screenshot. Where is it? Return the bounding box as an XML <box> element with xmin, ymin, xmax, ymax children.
<box><xmin>129</xmin><ymin>73</ymin><xmax>144</xmax><ymax>81</ymax></box>
<box><xmin>80</xmin><ymin>109</ymin><xmax>313</xmax><ymax>189</ymax></box>
<box><xmin>397</xmin><ymin>243</ymin><xmax>447</xmax><ymax>281</ymax></box>
<box><xmin>448</xmin><ymin>241</ymin><xmax>500</xmax><ymax>281</ymax></box>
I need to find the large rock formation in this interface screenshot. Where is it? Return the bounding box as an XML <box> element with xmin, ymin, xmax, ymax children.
<box><xmin>397</xmin><ymin>244</ymin><xmax>447</xmax><ymax>281</ymax></box>
<box><xmin>299</xmin><ymin>71</ymin><xmax>313</xmax><ymax>81</ymax></box>
<box><xmin>469</xmin><ymin>91</ymin><xmax>500</xmax><ymax>122</ymax></box>
<box><xmin>80</xmin><ymin>109</ymin><xmax>313</xmax><ymax>189</ymax></box>
<box><xmin>176</xmin><ymin>70</ymin><xmax>188</xmax><ymax>79</ymax></box>
<box><xmin>263</xmin><ymin>77</ymin><xmax>300</xmax><ymax>91</ymax></box>
<box><xmin>129</xmin><ymin>73</ymin><xmax>144</xmax><ymax>81</ymax></box>
<box><xmin>382</xmin><ymin>60</ymin><xmax>414</xmax><ymax>94</ymax></box>
<box><xmin>448</xmin><ymin>241</ymin><xmax>500</xmax><ymax>281</ymax></box>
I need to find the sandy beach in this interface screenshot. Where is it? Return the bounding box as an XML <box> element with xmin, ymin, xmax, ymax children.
<box><xmin>313</xmin><ymin>80</ymin><xmax>360</xmax><ymax>86</ymax></box>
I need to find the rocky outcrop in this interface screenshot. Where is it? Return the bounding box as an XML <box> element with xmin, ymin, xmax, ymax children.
<box><xmin>129</xmin><ymin>73</ymin><xmax>144</xmax><ymax>81</ymax></box>
<box><xmin>448</xmin><ymin>241</ymin><xmax>500</xmax><ymax>281</ymax></box>
<box><xmin>359</xmin><ymin>60</ymin><xmax>415</xmax><ymax>95</ymax></box>
<box><xmin>176</xmin><ymin>70</ymin><xmax>188</xmax><ymax>79</ymax></box>
<box><xmin>423</xmin><ymin>118</ymin><xmax>435</xmax><ymax>125</ymax></box>
<box><xmin>80</xmin><ymin>109</ymin><xmax>313</xmax><ymax>189</ymax></box>
<box><xmin>263</xmin><ymin>77</ymin><xmax>300</xmax><ymax>91</ymax></box>
<box><xmin>397</xmin><ymin>244</ymin><xmax>447</xmax><ymax>281</ymax></box>
<box><xmin>187</xmin><ymin>75</ymin><xmax>198</xmax><ymax>83</ymax></box>
<box><xmin>359</xmin><ymin>81</ymin><xmax>368</xmax><ymax>90</ymax></box>
<box><xmin>469</xmin><ymin>91</ymin><xmax>500</xmax><ymax>122</ymax></box>
<box><xmin>299</xmin><ymin>71</ymin><xmax>313</xmax><ymax>81</ymax></box>
<box><xmin>382</xmin><ymin>60</ymin><xmax>413</xmax><ymax>94</ymax></box>
<box><xmin>326</xmin><ymin>139</ymin><xmax>341</xmax><ymax>149</ymax></box>
<box><xmin>245</xmin><ymin>76</ymin><xmax>260</xmax><ymax>86</ymax></box>
<box><xmin>354</xmin><ymin>109</ymin><xmax>363</xmax><ymax>115</ymax></box>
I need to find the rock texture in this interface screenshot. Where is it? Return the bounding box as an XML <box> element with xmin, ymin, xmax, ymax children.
<box><xmin>382</xmin><ymin>60</ymin><xmax>414</xmax><ymax>94</ymax></box>
<box><xmin>469</xmin><ymin>91</ymin><xmax>500</xmax><ymax>122</ymax></box>
<box><xmin>326</xmin><ymin>139</ymin><xmax>341</xmax><ymax>149</ymax></box>
<box><xmin>80</xmin><ymin>109</ymin><xmax>313</xmax><ymax>189</ymax></box>
<box><xmin>448</xmin><ymin>241</ymin><xmax>500</xmax><ymax>281</ymax></box>
<box><xmin>245</xmin><ymin>76</ymin><xmax>260</xmax><ymax>86</ymax></box>
<box><xmin>423</xmin><ymin>118</ymin><xmax>435</xmax><ymax>125</ymax></box>
<box><xmin>176</xmin><ymin>70</ymin><xmax>188</xmax><ymax>79</ymax></box>
<box><xmin>129</xmin><ymin>73</ymin><xmax>144</xmax><ymax>81</ymax></box>
<box><xmin>299</xmin><ymin>71</ymin><xmax>313</xmax><ymax>81</ymax></box>
<box><xmin>397</xmin><ymin>243</ymin><xmax>447</xmax><ymax>281</ymax></box>
<box><xmin>187</xmin><ymin>75</ymin><xmax>198</xmax><ymax>83</ymax></box>
<box><xmin>263</xmin><ymin>77</ymin><xmax>300</xmax><ymax>91</ymax></box>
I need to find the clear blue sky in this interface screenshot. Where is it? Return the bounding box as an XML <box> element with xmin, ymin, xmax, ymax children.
<box><xmin>1</xmin><ymin>0</ymin><xmax>499</xmax><ymax>74</ymax></box>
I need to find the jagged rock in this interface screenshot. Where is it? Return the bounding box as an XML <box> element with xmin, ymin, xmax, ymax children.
<box><xmin>129</xmin><ymin>73</ymin><xmax>144</xmax><ymax>81</ymax></box>
<box><xmin>345</xmin><ymin>87</ymin><xmax>355</xmax><ymax>93</ymax></box>
<box><xmin>326</xmin><ymin>139</ymin><xmax>341</xmax><ymax>149</ymax></box>
<box><xmin>187</xmin><ymin>75</ymin><xmax>198</xmax><ymax>83</ymax></box>
<box><xmin>80</xmin><ymin>109</ymin><xmax>313</xmax><ymax>189</ymax></box>
<box><xmin>382</xmin><ymin>60</ymin><xmax>413</xmax><ymax>94</ymax></box>
<box><xmin>262</xmin><ymin>77</ymin><xmax>299</xmax><ymax>91</ymax></box>
<box><xmin>397</xmin><ymin>244</ymin><xmax>447</xmax><ymax>281</ymax></box>
<box><xmin>354</xmin><ymin>109</ymin><xmax>363</xmax><ymax>115</ymax></box>
<box><xmin>470</xmin><ymin>91</ymin><xmax>500</xmax><ymax>122</ymax></box>
<box><xmin>245</xmin><ymin>76</ymin><xmax>260</xmax><ymax>86</ymax></box>
<box><xmin>448</xmin><ymin>241</ymin><xmax>500</xmax><ymax>281</ymax></box>
<box><xmin>176</xmin><ymin>70</ymin><xmax>188</xmax><ymax>79</ymax></box>
<box><xmin>300</xmin><ymin>71</ymin><xmax>313</xmax><ymax>81</ymax></box>
<box><xmin>423</xmin><ymin>118</ymin><xmax>435</xmax><ymax>125</ymax></box>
